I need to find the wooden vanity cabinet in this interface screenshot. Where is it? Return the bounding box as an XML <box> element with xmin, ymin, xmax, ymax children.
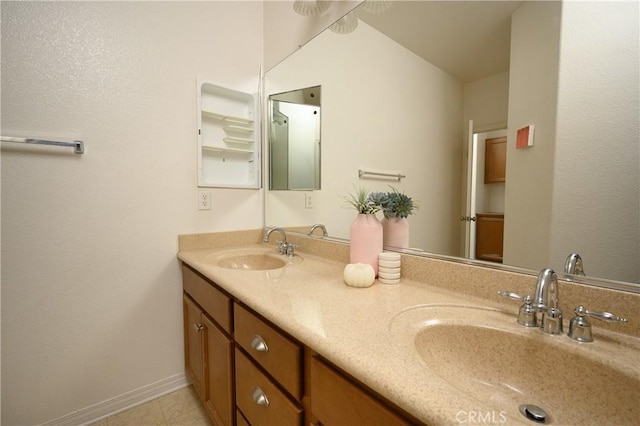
<box><xmin>234</xmin><ymin>303</ymin><xmax>303</xmax><ymax>426</ymax></box>
<box><xmin>475</xmin><ymin>213</ymin><xmax>504</xmax><ymax>263</ymax></box>
<box><xmin>484</xmin><ymin>136</ymin><xmax>506</xmax><ymax>183</ymax></box>
<box><xmin>182</xmin><ymin>264</ymin><xmax>234</xmax><ymax>426</ymax></box>
<box><xmin>181</xmin><ymin>262</ymin><xmax>424</xmax><ymax>426</ymax></box>
<box><xmin>235</xmin><ymin>349</ymin><xmax>303</xmax><ymax>426</ymax></box>
<box><xmin>183</xmin><ymin>295</ymin><xmax>206</xmax><ymax>398</ymax></box>
<box><xmin>234</xmin><ymin>304</ymin><xmax>303</xmax><ymax>399</ymax></box>
<box><xmin>309</xmin><ymin>355</ymin><xmax>411</xmax><ymax>426</ymax></box>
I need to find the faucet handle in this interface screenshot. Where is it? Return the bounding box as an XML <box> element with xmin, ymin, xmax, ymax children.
<box><xmin>498</xmin><ymin>291</ymin><xmax>529</xmax><ymax>302</ymax></box>
<box><xmin>568</xmin><ymin>305</ymin><xmax>628</xmax><ymax>342</ymax></box>
<box><xmin>574</xmin><ymin>305</ymin><xmax>628</xmax><ymax>323</ymax></box>
<box><xmin>284</xmin><ymin>242</ymin><xmax>297</xmax><ymax>257</ymax></box>
<box><xmin>497</xmin><ymin>291</ymin><xmax>537</xmax><ymax>327</ymax></box>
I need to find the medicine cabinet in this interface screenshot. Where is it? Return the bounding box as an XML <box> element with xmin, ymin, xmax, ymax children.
<box><xmin>197</xmin><ymin>80</ymin><xmax>260</xmax><ymax>188</ymax></box>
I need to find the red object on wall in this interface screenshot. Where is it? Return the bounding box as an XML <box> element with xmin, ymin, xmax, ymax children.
<box><xmin>516</xmin><ymin>125</ymin><xmax>535</xmax><ymax>149</ymax></box>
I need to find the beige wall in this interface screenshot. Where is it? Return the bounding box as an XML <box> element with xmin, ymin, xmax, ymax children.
<box><xmin>263</xmin><ymin>0</ymin><xmax>362</xmax><ymax>70</ymax></box>
<box><xmin>503</xmin><ymin>1</ymin><xmax>561</xmax><ymax>270</ymax></box>
<box><xmin>463</xmin><ymin>71</ymin><xmax>510</xmax><ymax>132</ymax></box>
<box><xmin>265</xmin><ymin>20</ymin><xmax>463</xmax><ymax>254</ymax></box>
<box><xmin>1</xmin><ymin>2</ymin><xmax>263</xmax><ymax>424</ymax></box>
<box><xmin>504</xmin><ymin>0</ymin><xmax>639</xmax><ymax>283</ymax></box>
<box><xmin>550</xmin><ymin>1</ymin><xmax>639</xmax><ymax>281</ymax></box>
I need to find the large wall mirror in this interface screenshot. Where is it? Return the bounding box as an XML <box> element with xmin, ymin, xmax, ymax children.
<box><xmin>264</xmin><ymin>0</ymin><xmax>639</xmax><ymax>290</ymax></box>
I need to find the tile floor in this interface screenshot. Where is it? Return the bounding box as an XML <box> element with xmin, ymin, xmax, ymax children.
<box><xmin>92</xmin><ymin>385</ymin><xmax>212</xmax><ymax>426</ymax></box>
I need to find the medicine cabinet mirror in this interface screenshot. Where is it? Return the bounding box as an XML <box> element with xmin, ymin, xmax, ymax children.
<box><xmin>269</xmin><ymin>86</ymin><xmax>321</xmax><ymax>190</ymax></box>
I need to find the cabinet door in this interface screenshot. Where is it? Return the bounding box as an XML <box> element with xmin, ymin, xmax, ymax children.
<box><xmin>310</xmin><ymin>356</ymin><xmax>409</xmax><ymax>426</ymax></box>
<box><xmin>484</xmin><ymin>137</ymin><xmax>506</xmax><ymax>183</ymax></box>
<box><xmin>184</xmin><ymin>295</ymin><xmax>205</xmax><ymax>399</ymax></box>
<box><xmin>203</xmin><ymin>315</ymin><xmax>234</xmax><ymax>426</ymax></box>
<box><xmin>475</xmin><ymin>214</ymin><xmax>504</xmax><ymax>263</ymax></box>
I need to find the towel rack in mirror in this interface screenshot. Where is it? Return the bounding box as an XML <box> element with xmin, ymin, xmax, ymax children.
<box><xmin>358</xmin><ymin>169</ymin><xmax>405</xmax><ymax>182</ymax></box>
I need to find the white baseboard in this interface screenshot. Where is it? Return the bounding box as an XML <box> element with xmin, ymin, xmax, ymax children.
<box><xmin>40</xmin><ymin>373</ymin><xmax>190</xmax><ymax>426</ymax></box>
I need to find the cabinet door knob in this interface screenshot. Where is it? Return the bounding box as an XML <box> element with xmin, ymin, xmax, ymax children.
<box><xmin>193</xmin><ymin>323</ymin><xmax>204</xmax><ymax>333</ymax></box>
<box><xmin>252</xmin><ymin>386</ymin><xmax>269</xmax><ymax>406</ymax></box>
<box><xmin>250</xmin><ymin>335</ymin><xmax>269</xmax><ymax>352</ymax></box>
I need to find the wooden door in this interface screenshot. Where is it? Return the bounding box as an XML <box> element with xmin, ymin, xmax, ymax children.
<box><xmin>184</xmin><ymin>295</ymin><xmax>205</xmax><ymax>399</ymax></box>
<box><xmin>203</xmin><ymin>315</ymin><xmax>234</xmax><ymax>426</ymax></box>
<box><xmin>475</xmin><ymin>213</ymin><xmax>504</xmax><ymax>263</ymax></box>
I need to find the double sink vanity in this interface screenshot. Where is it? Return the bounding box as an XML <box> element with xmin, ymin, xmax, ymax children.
<box><xmin>177</xmin><ymin>229</ymin><xmax>640</xmax><ymax>425</ymax></box>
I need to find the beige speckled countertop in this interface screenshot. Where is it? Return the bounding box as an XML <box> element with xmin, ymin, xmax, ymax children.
<box><xmin>178</xmin><ymin>230</ymin><xmax>640</xmax><ymax>425</ymax></box>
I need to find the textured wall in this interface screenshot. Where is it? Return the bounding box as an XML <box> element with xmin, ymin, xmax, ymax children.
<box><xmin>504</xmin><ymin>1</ymin><xmax>639</xmax><ymax>283</ymax></box>
<box><xmin>550</xmin><ymin>1</ymin><xmax>639</xmax><ymax>282</ymax></box>
<box><xmin>503</xmin><ymin>1</ymin><xmax>561</xmax><ymax>271</ymax></box>
<box><xmin>1</xmin><ymin>2</ymin><xmax>262</xmax><ymax>424</ymax></box>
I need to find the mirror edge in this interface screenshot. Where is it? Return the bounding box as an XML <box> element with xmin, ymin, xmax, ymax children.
<box><xmin>282</xmin><ymin>230</ymin><xmax>640</xmax><ymax>294</ymax></box>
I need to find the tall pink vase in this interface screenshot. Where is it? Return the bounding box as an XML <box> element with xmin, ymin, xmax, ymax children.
<box><xmin>350</xmin><ymin>213</ymin><xmax>383</xmax><ymax>276</ymax></box>
<box><xmin>382</xmin><ymin>216</ymin><xmax>410</xmax><ymax>249</ymax></box>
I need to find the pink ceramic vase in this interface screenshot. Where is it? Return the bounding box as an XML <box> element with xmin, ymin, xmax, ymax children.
<box><xmin>382</xmin><ymin>215</ymin><xmax>410</xmax><ymax>249</ymax></box>
<box><xmin>350</xmin><ymin>214</ymin><xmax>383</xmax><ymax>276</ymax></box>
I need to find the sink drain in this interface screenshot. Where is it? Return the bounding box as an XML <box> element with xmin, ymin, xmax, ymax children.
<box><xmin>519</xmin><ymin>404</ymin><xmax>549</xmax><ymax>424</ymax></box>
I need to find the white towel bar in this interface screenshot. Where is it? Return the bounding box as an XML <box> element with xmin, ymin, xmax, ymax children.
<box><xmin>358</xmin><ymin>169</ymin><xmax>405</xmax><ymax>182</ymax></box>
<box><xmin>1</xmin><ymin>136</ymin><xmax>84</xmax><ymax>154</ymax></box>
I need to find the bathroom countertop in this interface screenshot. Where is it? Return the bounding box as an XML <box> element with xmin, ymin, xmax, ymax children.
<box><xmin>178</xmin><ymin>239</ymin><xmax>640</xmax><ymax>425</ymax></box>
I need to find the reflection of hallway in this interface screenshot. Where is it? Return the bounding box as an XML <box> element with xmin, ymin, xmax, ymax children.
<box><xmin>472</xmin><ymin>129</ymin><xmax>507</xmax><ymax>263</ymax></box>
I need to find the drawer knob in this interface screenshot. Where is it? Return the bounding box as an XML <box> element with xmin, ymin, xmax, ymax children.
<box><xmin>250</xmin><ymin>335</ymin><xmax>269</xmax><ymax>352</ymax></box>
<box><xmin>252</xmin><ymin>386</ymin><xmax>270</xmax><ymax>406</ymax></box>
<box><xmin>193</xmin><ymin>323</ymin><xmax>204</xmax><ymax>333</ymax></box>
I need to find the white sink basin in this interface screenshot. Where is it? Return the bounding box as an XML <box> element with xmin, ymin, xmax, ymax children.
<box><xmin>389</xmin><ymin>305</ymin><xmax>640</xmax><ymax>425</ymax></box>
<box><xmin>217</xmin><ymin>253</ymin><xmax>286</xmax><ymax>270</ymax></box>
<box><xmin>213</xmin><ymin>248</ymin><xmax>302</xmax><ymax>271</ymax></box>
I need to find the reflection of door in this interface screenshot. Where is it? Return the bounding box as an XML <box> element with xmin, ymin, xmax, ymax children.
<box><xmin>279</xmin><ymin>102</ymin><xmax>319</xmax><ymax>190</ymax></box>
<box><xmin>270</xmin><ymin>109</ymin><xmax>289</xmax><ymax>189</ymax></box>
<box><xmin>462</xmin><ymin>123</ymin><xmax>508</xmax><ymax>260</ymax></box>
<box><xmin>462</xmin><ymin>120</ymin><xmax>478</xmax><ymax>259</ymax></box>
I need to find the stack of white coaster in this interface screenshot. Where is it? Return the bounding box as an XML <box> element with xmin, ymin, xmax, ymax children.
<box><xmin>378</xmin><ymin>252</ymin><xmax>401</xmax><ymax>284</ymax></box>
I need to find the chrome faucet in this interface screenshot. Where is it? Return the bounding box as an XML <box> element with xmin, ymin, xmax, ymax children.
<box><xmin>308</xmin><ymin>224</ymin><xmax>328</xmax><ymax>236</ymax></box>
<box><xmin>499</xmin><ymin>268</ymin><xmax>563</xmax><ymax>334</ymax></box>
<box><xmin>564</xmin><ymin>253</ymin><xmax>586</xmax><ymax>276</ymax></box>
<box><xmin>500</xmin><ymin>268</ymin><xmax>629</xmax><ymax>341</ymax></box>
<box><xmin>262</xmin><ymin>226</ymin><xmax>287</xmax><ymax>244</ymax></box>
<box><xmin>533</xmin><ymin>268</ymin><xmax>563</xmax><ymax>335</ymax></box>
<box><xmin>533</xmin><ymin>268</ymin><xmax>559</xmax><ymax>311</ymax></box>
<box><xmin>262</xmin><ymin>227</ymin><xmax>296</xmax><ymax>256</ymax></box>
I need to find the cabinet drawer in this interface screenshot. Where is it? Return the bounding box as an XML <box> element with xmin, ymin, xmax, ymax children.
<box><xmin>182</xmin><ymin>264</ymin><xmax>232</xmax><ymax>333</ymax></box>
<box><xmin>236</xmin><ymin>409</ymin><xmax>250</xmax><ymax>426</ymax></box>
<box><xmin>310</xmin><ymin>356</ymin><xmax>409</xmax><ymax>426</ymax></box>
<box><xmin>234</xmin><ymin>304</ymin><xmax>302</xmax><ymax>399</ymax></box>
<box><xmin>235</xmin><ymin>349</ymin><xmax>303</xmax><ymax>426</ymax></box>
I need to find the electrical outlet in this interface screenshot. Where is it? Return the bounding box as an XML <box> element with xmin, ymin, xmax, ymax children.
<box><xmin>198</xmin><ymin>190</ymin><xmax>211</xmax><ymax>210</ymax></box>
<box><xmin>305</xmin><ymin>192</ymin><xmax>313</xmax><ymax>209</ymax></box>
